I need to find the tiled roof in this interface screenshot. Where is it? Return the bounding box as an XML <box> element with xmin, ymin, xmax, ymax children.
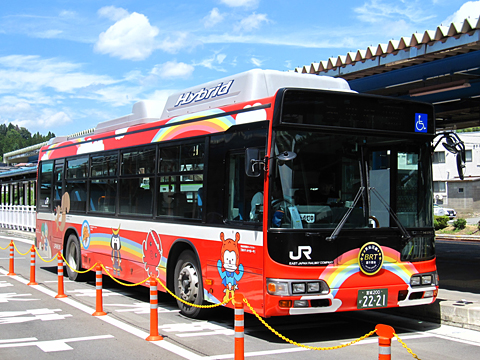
<box><xmin>293</xmin><ymin>17</ymin><xmax>480</xmax><ymax>80</ymax></box>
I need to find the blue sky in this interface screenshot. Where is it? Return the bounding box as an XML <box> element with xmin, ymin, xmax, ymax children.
<box><xmin>0</xmin><ymin>0</ymin><xmax>479</xmax><ymax>136</ymax></box>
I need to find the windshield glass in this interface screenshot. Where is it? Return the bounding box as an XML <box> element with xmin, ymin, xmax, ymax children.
<box><xmin>270</xmin><ymin>130</ymin><xmax>432</xmax><ymax>229</ymax></box>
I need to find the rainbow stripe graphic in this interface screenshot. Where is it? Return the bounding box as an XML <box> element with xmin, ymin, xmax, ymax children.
<box><xmin>88</xmin><ymin>233</ymin><xmax>143</xmax><ymax>262</ymax></box>
<box><xmin>151</xmin><ymin>109</ymin><xmax>235</xmax><ymax>143</ymax></box>
<box><xmin>86</xmin><ymin>232</ymin><xmax>168</xmax><ymax>279</ymax></box>
<box><xmin>320</xmin><ymin>246</ymin><xmax>418</xmax><ymax>298</ymax></box>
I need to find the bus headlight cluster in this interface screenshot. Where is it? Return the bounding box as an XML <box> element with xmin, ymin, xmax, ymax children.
<box><xmin>410</xmin><ymin>272</ymin><xmax>437</xmax><ymax>287</ymax></box>
<box><xmin>267</xmin><ymin>278</ymin><xmax>329</xmax><ymax>296</ymax></box>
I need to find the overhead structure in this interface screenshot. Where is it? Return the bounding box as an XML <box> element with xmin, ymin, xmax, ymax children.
<box><xmin>293</xmin><ymin>17</ymin><xmax>480</xmax><ymax>130</ymax></box>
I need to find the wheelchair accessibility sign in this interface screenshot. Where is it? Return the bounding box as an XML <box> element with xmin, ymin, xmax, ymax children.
<box><xmin>415</xmin><ymin>113</ymin><xmax>428</xmax><ymax>133</ymax></box>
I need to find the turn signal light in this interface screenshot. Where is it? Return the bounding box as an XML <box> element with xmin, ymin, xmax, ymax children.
<box><xmin>279</xmin><ymin>300</ymin><xmax>292</xmax><ymax>308</ymax></box>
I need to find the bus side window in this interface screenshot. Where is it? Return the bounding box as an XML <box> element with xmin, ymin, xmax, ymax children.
<box><xmin>227</xmin><ymin>152</ymin><xmax>263</xmax><ymax>223</ymax></box>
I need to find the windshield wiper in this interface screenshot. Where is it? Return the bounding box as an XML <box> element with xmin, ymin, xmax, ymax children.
<box><xmin>326</xmin><ymin>186</ymin><xmax>365</xmax><ymax>241</ymax></box>
<box><xmin>368</xmin><ymin>187</ymin><xmax>411</xmax><ymax>241</ymax></box>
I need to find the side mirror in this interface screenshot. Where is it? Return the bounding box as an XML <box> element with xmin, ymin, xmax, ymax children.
<box><xmin>434</xmin><ymin>132</ymin><xmax>465</xmax><ymax>180</ymax></box>
<box><xmin>245</xmin><ymin>148</ymin><xmax>262</xmax><ymax>177</ymax></box>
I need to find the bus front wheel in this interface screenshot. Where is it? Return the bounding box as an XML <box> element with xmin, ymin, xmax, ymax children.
<box><xmin>65</xmin><ymin>234</ymin><xmax>85</xmax><ymax>281</ymax></box>
<box><xmin>174</xmin><ymin>250</ymin><xmax>205</xmax><ymax>318</ymax></box>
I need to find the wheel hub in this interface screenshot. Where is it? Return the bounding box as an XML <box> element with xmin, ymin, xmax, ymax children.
<box><xmin>177</xmin><ymin>264</ymin><xmax>199</xmax><ymax>302</ymax></box>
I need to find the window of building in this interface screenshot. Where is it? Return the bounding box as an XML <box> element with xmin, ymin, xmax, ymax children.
<box><xmin>433</xmin><ymin>151</ymin><xmax>445</xmax><ymax>164</ymax></box>
<box><xmin>466</xmin><ymin>149</ymin><xmax>472</xmax><ymax>162</ymax></box>
<box><xmin>433</xmin><ymin>181</ymin><xmax>446</xmax><ymax>192</ymax></box>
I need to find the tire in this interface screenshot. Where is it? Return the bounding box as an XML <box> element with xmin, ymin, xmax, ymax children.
<box><xmin>65</xmin><ymin>234</ymin><xmax>85</xmax><ymax>281</ymax></box>
<box><xmin>174</xmin><ymin>250</ymin><xmax>205</xmax><ymax>318</ymax></box>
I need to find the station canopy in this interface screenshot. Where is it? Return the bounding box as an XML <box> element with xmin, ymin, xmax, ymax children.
<box><xmin>293</xmin><ymin>17</ymin><xmax>480</xmax><ymax>131</ymax></box>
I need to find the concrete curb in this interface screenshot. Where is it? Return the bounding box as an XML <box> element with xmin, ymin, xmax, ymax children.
<box><xmin>0</xmin><ymin>228</ymin><xmax>36</xmax><ymax>241</ymax></box>
<box><xmin>435</xmin><ymin>234</ymin><xmax>480</xmax><ymax>242</ymax></box>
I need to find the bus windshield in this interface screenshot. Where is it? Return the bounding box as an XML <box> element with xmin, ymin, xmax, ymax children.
<box><xmin>270</xmin><ymin>130</ymin><xmax>433</xmax><ymax>230</ymax></box>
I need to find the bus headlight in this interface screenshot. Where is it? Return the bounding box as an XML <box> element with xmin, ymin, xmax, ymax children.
<box><xmin>421</xmin><ymin>275</ymin><xmax>432</xmax><ymax>285</ymax></box>
<box><xmin>267</xmin><ymin>278</ymin><xmax>329</xmax><ymax>295</ymax></box>
<box><xmin>410</xmin><ymin>272</ymin><xmax>436</xmax><ymax>287</ymax></box>
<box><xmin>307</xmin><ymin>282</ymin><xmax>321</xmax><ymax>293</ymax></box>
<box><xmin>292</xmin><ymin>282</ymin><xmax>306</xmax><ymax>294</ymax></box>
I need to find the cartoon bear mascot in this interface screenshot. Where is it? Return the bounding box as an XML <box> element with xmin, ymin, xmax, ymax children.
<box><xmin>217</xmin><ymin>232</ymin><xmax>244</xmax><ymax>302</ymax></box>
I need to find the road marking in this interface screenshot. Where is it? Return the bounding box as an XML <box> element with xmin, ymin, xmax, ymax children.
<box><xmin>425</xmin><ymin>324</ymin><xmax>480</xmax><ymax>347</ymax></box>
<box><xmin>0</xmin><ymin>308</ymin><xmax>72</xmax><ymax>324</ymax></box>
<box><xmin>159</xmin><ymin>322</ymin><xmax>234</xmax><ymax>337</ymax></box>
<box><xmin>0</xmin><ymin>280</ymin><xmax>14</xmax><ymax>288</ymax></box>
<box><xmin>107</xmin><ymin>302</ymin><xmax>180</xmax><ymax>314</ymax></box>
<box><xmin>203</xmin><ymin>346</ymin><xmax>310</xmax><ymax>359</ymax></box>
<box><xmin>68</xmin><ymin>289</ymin><xmax>124</xmax><ymax>297</ymax></box>
<box><xmin>0</xmin><ymin>337</ymin><xmax>37</xmax><ymax>344</ymax></box>
<box><xmin>0</xmin><ymin>292</ymin><xmax>39</xmax><ymax>303</ymax></box>
<box><xmin>0</xmin><ymin>335</ymin><xmax>114</xmax><ymax>352</ymax></box>
<box><xmin>0</xmin><ymin>267</ymin><xmax>205</xmax><ymax>359</ymax></box>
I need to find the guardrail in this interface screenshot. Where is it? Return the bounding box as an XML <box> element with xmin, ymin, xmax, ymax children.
<box><xmin>0</xmin><ymin>205</ymin><xmax>36</xmax><ymax>232</ymax></box>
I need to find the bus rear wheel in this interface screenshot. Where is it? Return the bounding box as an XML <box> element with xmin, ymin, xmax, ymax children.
<box><xmin>65</xmin><ymin>234</ymin><xmax>85</xmax><ymax>281</ymax></box>
<box><xmin>174</xmin><ymin>250</ymin><xmax>205</xmax><ymax>318</ymax></box>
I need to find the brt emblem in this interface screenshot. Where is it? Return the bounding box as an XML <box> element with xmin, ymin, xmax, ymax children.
<box><xmin>358</xmin><ymin>242</ymin><xmax>384</xmax><ymax>275</ymax></box>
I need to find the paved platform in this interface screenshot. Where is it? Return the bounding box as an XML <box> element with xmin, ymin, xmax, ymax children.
<box><xmin>1</xmin><ymin>228</ymin><xmax>479</xmax><ymax>331</ymax></box>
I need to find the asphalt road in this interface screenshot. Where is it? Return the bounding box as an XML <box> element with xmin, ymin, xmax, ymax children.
<box><xmin>436</xmin><ymin>239</ymin><xmax>480</xmax><ymax>294</ymax></box>
<box><xmin>1</xmin><ymin>236</ymin><xmax>480</xmax><ymax>359</ymax></box>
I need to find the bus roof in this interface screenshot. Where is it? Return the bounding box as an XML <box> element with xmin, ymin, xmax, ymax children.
<box><xmin>161</xmin><ymin>69</ymin><xmax>352</xmax><ymax>119</ymax></box>
<box><xmin>94</xmin><ymin>69</ymin><xmax>351</xmax><ymax>137</ymax></box>
<box><xmin>48</xmin><ymin>69</ymin><xmax>352</xmax><ymax>145</ymax></box>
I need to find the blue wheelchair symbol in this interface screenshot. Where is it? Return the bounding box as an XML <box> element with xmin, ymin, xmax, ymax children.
<box><xmin>415</xmin><ymin>113</ymin><xmax>428</xmax><ymax>133</ymax></box>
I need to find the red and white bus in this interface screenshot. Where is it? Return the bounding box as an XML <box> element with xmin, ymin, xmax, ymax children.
<box><xmin>36</xmin><ymin>69</ymin><xmax>438</xmax><ymax>318</ymax></box>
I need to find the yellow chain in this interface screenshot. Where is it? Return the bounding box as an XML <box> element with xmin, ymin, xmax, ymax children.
<box><xmin>243</xmin><ymin>296</ymin><xmax>377</xmax><ymax>350</ymax></box>
<box><xmin>13</xmin><ymin>242</ymin><xmax>31</xmax><ymax>256</ymax></box>
<box><xmin>394</xmin><ymin>333</ymin><xmax>421</xmax><ymax>359</ymax></box>
<box><xmin>100</xmin><ymin>264</ymin><xmax>150</xmax><ymax>287</ymax></box>
<box><xmin>59</xmin><ymin>253</ymin><xmax>99</xmax><ymax>274</ymax></box>
<box><xmin>0</xmin><ymin>243</ymin><xmax>9</xmax><ymax>250</ymax></box>
<box><xmin>34</xmin><ymin>247</ymin><xmax>58</xmax><ymax>263</ymax></box>
<box><xmin>155</xmin><ymin>277</ymin><xmax>233</xmax><ymax>308</ymax></box>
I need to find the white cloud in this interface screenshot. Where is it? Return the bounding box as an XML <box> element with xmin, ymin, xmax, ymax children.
<box><xmin>0</xmin><ymin>55</ymin><xmax>117</xmax><ymax>94</ymax></box>
<box><xmin>251</xmin><ymin>57</ymin><xmax>262</xmax><ymax>67</ymax></box>
<box><xmin>354</xmin><ymin>0</ymin><xmax>435</xmax><ymax>24</ymax></box>
<box><xmin>157</xmin><ymin>32</ymin><xmax>194</xmax><ymax>54</ymax></box>
<box><xmin>95</xmin><ymin>12</ymin><xmax>159</xmax><ymax>60</ymax></box>
<box><xmin>151</xmin><ymin>61</ymin><xmax>194</xmax><ymax>79</ymax></box>
<box><xmin>216</xmin><ymin>53</ymin><xmax>227</xmax><ymax>64</ymax></box>
<box><xmin>10</xmin><ymin>109</ymin><xmax>72</xmax><ymax>130</ymax></box>
<box><xmin>444</xmin><ymin>1</ymin><xmax>480</xmax><ymax>25</ymax></box>
<box><xmin>97</xmin><ymin>6</ymin><xmax>130</xmax><ymax>21</ymax></box>
<box><xmin>194</xmin><ymin>52</ymin><xmax>228</xmax><ymax>71</ymax></box>
<box><xmin>221</xmin><ymin>0</ymin><xmax>259</xmax><ymax>8</ymax></box>
<box><xmin>204</xmin><ymin>8</ymin><xmax>225</xmax><ymax>28</ymax></box>
<box><xmin>235</xmin><ymin>13</ymin><xmax>269</xmax><ymax>32</ymax></box>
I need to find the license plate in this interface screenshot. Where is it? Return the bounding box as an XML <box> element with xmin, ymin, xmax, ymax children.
<box><xmin>357</xmin><ymin>289</ymin><xmax>388</xmax><ymax>309</ymax></box>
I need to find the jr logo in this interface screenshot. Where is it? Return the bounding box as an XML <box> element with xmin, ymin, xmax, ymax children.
<box><xmin>289</xmin><ymin>246</ymin><xmax>312</xmax><ymax>260</ymax></box>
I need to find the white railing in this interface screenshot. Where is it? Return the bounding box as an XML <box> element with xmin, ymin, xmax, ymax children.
<box><xmin>0</xmin><ymin>205</ymin><xmax>36</xmax><ymax>232</ymax></box>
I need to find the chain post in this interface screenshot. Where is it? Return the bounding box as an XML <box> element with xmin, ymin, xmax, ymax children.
<box><xmin>376</xmin><ymin>324</ymin><xmax>395</xmax><ymax>360</ymax></box>
<box><xmin>234</xmin><ymin>293</ymin><xmax>245</xmax><ymax>360</ymax></box>
<box><xmin>27</xmin><ymin>245</ymin><xmax>38</xmax><ymax>285</ymax></box>
<box><xmin>92</xmin><ymin>265</ymin><xmax>107</xmax><ymax>316</ymax></box>
<box><xmin>55</xmin><ymin>252</ymin><xmax>67</xmax><ymax>298</ymax></box>
<box><xmin>146</xmin><ymin>276</ymin><xmax>163</xmax><ymax>341</ymax></box>
<box><xmin>7</xmin><ymin>241</ymin><xmax>16</xmax><ymax>276</ymax></box>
